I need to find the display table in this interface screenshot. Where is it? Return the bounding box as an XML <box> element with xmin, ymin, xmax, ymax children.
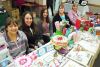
<box><xmin>14</xmin><ymin>31</ymin><xmax>100</xmax><ymax>67</ymax></box>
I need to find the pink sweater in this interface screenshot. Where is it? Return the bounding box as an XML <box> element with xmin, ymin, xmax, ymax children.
<box><xmin>68</xmin><ymin>10</ymin><xmax>81</xmax><ymax>25</ymax></box>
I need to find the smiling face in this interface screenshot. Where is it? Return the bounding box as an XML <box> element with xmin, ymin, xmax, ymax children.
<box><xmin>6</xmin><ymin>22</ymin><xmax>18</xmax><ymax>34</ymax></box>
<box><xmin>72</xmin><ymin>3</ymin><xmax>78</xmax><ymax>12</ymax></box>
<box><xmin>24</xmin><ymin>13</ymin><xmax>33</xmax><ymax>26</ymax></box>
<box><xmin>59</xmin><ymin>4</ymin><xmax>65</xmax><ymax>15</ymax></box>
<box><xmin>43</xmin><ymin>9</ymin><xmax>48</xmax><ymax>18</ymax></box>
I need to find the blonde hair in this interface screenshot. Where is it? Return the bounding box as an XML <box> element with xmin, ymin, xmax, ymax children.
<box><xmin>72</xmin><ymin>3</ymin><xmax>78</xmax><ymax>7</ymax></box>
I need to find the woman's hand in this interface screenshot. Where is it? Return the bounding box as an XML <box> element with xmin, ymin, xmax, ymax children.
<box><xmin>43</xmin><ymin>33</ymin><xmax>50</xmax><ymax>36</ymax></box>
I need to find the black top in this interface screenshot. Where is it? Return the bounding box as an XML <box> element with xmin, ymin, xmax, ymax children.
<box><xmin>52</xmin><ymin>13</ymin><xmax>73</xmax><ymax>32</ymax></box>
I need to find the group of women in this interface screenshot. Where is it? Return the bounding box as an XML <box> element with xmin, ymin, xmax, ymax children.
<box><xmin>0</xmin><ymin>3</ymin><xmax>82</xmax><ymax>58</ymax></box>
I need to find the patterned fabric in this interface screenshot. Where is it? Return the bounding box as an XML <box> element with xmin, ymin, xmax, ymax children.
<box><xmin>3</xmin><ymin>30</ymin><xmax>28</xmax><ymax>58</ymax></box>
<box><xmin>83</xmin><ymin>21</ymin><xmax>93</xmax><ymax>31</ymax></box>
<box><xmin>42</xmin><ymin>22</ymin><xmax>50</xmax><ymax>34</ymax></box>
<box><xmin>68</xmin><ymin>10</ymin><xmax>81</xmax><ymax>25</ymax></box>
<box><xmin>53</xmin><ymin>13</ymin><xmax>72</xmax><ymax>32</ymax></box>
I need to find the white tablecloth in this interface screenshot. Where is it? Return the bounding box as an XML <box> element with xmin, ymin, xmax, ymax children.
<box><xmin>14</xmin><ymin>32</ymin><xmax>100</xmax><ymax>67</ymax></box>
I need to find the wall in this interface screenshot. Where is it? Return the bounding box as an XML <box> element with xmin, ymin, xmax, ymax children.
<box><xmin>87</xmin><ymin>0</ymin><xmax>100</xmax><ymax>13</ymax></box>
<box><xmin>35</xmin><ymin>0</ymin><xmax>46</xmax><ymax>5</ymax></box>
<box><xmin>87</xmin><ymin>0</ymin><xmax>100</xmax><ymax>6</ymax></box>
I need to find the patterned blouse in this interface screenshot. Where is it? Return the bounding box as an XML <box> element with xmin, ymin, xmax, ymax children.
<box><xmin>3</xmin><ymin>30</ymin><xmax>28</xmax><ymax>58</ymax></box>
<box><xmin>68</xmin><ymin>10</ymin><xmax>81</xmax><ymax>25</ymax></box>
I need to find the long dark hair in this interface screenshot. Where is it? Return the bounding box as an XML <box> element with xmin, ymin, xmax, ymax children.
<box><xmin>40</xmin><ymin>8</ymin><xmax>50</xmax><ymax>23</ymax></box>
<box><xmin>21</xmin><ymin>11</ymin><xmax>38</xmax><ymax>33</ymax></box>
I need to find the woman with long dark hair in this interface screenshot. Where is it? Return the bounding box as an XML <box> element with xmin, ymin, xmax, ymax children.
<box><xmin>21</xmin><ymin>11</ymin><xmax>40</xmax><ymax>49</ymax></box>
<box><xmin>37</xmin><ymin>8</ymin><xmax>50</xmax><ymax>43</ymax></box>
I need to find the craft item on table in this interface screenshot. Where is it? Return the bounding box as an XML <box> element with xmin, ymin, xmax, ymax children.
<box><xmin>0</xmin><ymin>60</ymin><xmax>10</xmax><ymax>67</ymax></box>
<box><xmin>60</xmin><ymin>21</ymin><xmax>65</xmax><ymax>27</ymax></box>
<box><xmin>54</xmin><ymin>53</ymin><xmax>63</xmax><ymax>62</ymax></box>
<box><xmin>33</xmin><ymin>59</ymin><xmax>46</xmax><ymax>67</ymax></box>
<box><xmin>62</xmin><ymin>20</ymin><xmax>69</xmax><ymax>24</ymax></box>
<box><xmin>55</xmin><ymin>21</ymin><xmax>68</xmax><ymax>35</ymax></box>
<box><xmin>78</xmin><ymin>40</ymin><xmax>99</xmax><ymax>53</ymax></box>
<box><xmin>37</xmin><ymin>47</ymin><xmax>47</xmax><ymax>57</ymax></box>
<box><xmin>59</xmin><ymin>58</ymin><xmax>69</xmax><ymax>67</ymax></box>
<box><xmin>86</xmin><ymin>12</ymin><xmax>94</xmax><ymax>17</ymax></box>
<box><xmin>55</xmin><ymin>21</ymin><xmax>62</xmax><ymax>35</ymax></box>
<box><xmin>61</xmin><ymin>20</ymin><xmax>69</xmax><ymax>34</ymax></box>
<box><xmin>79</xmin><ymin>26</ymin><xmax>84</xmax><ymax>32</ymax></box>
<box><xmin>68</xmin><ymin>40</ymin><xmax>74</xmax><ymax>48</ymax></box>
<box><xmin>68</xmin><ymin>32</ymin><xmax>76</xmax><ymax>41</ymax></box>
<box><xmin>0</xmin><ymin>56</ymin><xmax>13</xmax><ymax>67</ymax></box>
<box><xmin>46</xmin><ymin>44</ymin><xmax>54</xmax><ymax>52</ymax></box>
<box><xmin>72</xmin><ymin>32</ymin><xmax>80</xmax><ymax>43</ymax></box>
<box><xmin>0</xmin><ymin>48</ymin><xmax>10</xmax><ymax>61</ymax></box>
<box><xmin>60</xmin><ymin>20</ymin><xmax>69</xmax><ymax>27</ymax></box>
<box><xmin>65</xmin><ymin>26</ymin><xmax>75</xmax><ymax>37</ymax></box>
<box><xmin>63</xmin><ymin>60</ymin><xmax>84</xmax><ymax>67</ymax></box>
<box><xmin>62</xmin><ymin>28</ymin><xmax>67</xmax><ymax>35</ymax></box>
<box><xmin>43</xmin><ymin>54</ymin><xmax>54</xmax><ymax>65</ymax></box>
<box><xmin>79</xmin><ymin>20</ymin><xmax>86</xmax><ymax>31</ymax></box>
<box><xmin>51</xmin><ymin>35</ymin><xmax>68</xmax><ymax>48</ymax></box>
<box><xmin>81</xmin><ymin>18</ymin><xmax>87</xmax><ymax>22</ymax></box>
<box><xmin>66</xmin><ymin>27</ymin><xmax>79</xmax><ymax>44</ymax></box>
<box><xmin>74</xmin><ymin>44</ymin><xmax>86</xmax><ymax>52</ymax></box>
<box><xmin>83</xmin><ymin>20</ymin><xmax>93</xmax><ymax>31</ymax></box>
<box><xmin>28</xmin><ymin>52</ymin><xmax>38</xmax><ymax>60</ymax></box>
<box><xmin>75</xmin><ymin>19</ymin><xmax>81</xmax><ymax>30</ymax></box>
<box><xmin>67</xmin><ymin>49</ymin><xmax>92</xmax><ymax>66</ymax></box>
<box><xmin>79</xmin><ymin>31</ymin><xmax>97</xmax><ymax>42</ymax></box>
<box><xmin>88</xmin><ymin>27</ymin><xmax>94</xmax><ymax>34</ymax></box>
<box><xmin>65</xmin><ymin>28</ymin><xmax>70</xmax><ymax>37</ymax></box>
<box><xmin>56</xmin><ymin>47</ymin><xmax>69</xmax><ymax>55</ymax></box>
<box><xmin>49</xmin><ymin>59</ymin><xmax>60</xmax><ymax>67</ymax></box>
<box><xmin>55</xmin><ymin>21</ymin><xmax>61</xmax><ymax>31</ymax></box>
<box><xmin>55</xmin><ymin>29</ymin><xmax>63</xmax><ymax>35</ymax></box>
<box><xmin>14</xmin><ymin>55</ymin><xmax>32</xmax><ymax>67</ymax></box>
<box><xmin>89</xmin><ymin>15</ymin><xmax>96</xmax><ymax>22</ymax></box>
<box><xmin>51</xmin><ymin>35</ymin><xmax>68</xmax><ymax>54</ymax></box>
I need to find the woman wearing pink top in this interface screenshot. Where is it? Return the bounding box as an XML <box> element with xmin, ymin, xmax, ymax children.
<box><xmin>68</xmin><ymin>3</ymin><xmax>81</xmax><ymax>25</ymax></box>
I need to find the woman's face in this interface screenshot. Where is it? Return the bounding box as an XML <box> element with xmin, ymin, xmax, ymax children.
<box><xmin>24</xmin><ymin>13</ymin><xmax>32</xmax><ymax>26</ymax></box>
<box><xmin>43</xmin><ymin>9</ymin><xmax>48</xmax><ymax>18</ymax></box>
<box><xmin>72</xmin><ymin>4</ymin><xmax>78</xmax><ymax>12</ymax></box>
<box><xmin>59</xmin><ymin>6</ymin><xmax>64</xmax><ymax>14</ymax></box>
<box><xmin>7</xmin><ymin>23</ymin><xmax>18</xmax><ymax>34</ymax></box>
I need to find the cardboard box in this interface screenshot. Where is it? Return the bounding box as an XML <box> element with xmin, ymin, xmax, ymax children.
<box><xmin>2</xmin><ymin>0</ymin><xmax>12</xmax><ymax>12</ymax></box>
<box><xmin>96</xmin><ymin>31</ymin><xmax>100</xmax><ymax>36</ymax></box>
<box><xmin>11</xmin><ymin>8</ymin><xmax>20</xmax><ymax>20</ymax></box>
